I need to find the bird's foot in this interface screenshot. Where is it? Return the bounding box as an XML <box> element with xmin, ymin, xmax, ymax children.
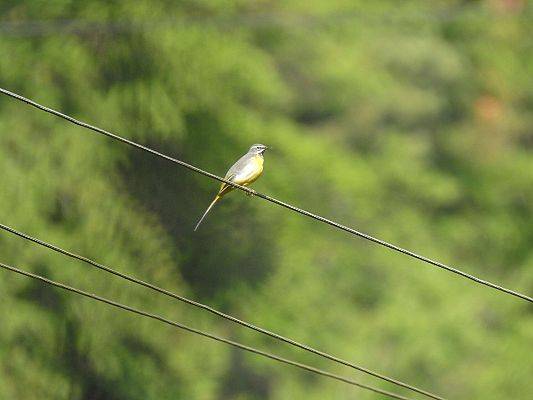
<box><xmin>246</xmin><ymin>189</ymin><xmax>256</xmax><ymax>197</ymax></box>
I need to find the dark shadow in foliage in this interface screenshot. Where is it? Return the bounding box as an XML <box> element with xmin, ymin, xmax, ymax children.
<box><xmin>47</xmin><ymin>189</ymin><xmax>81</xmax><ymax>233</ymax></box>
<box><xmin>120</xmin><ymin>334</ymin><xmax>165</xmax><ymax>367</ymax></box>
<box><xmin>96</xmin><ymin>31</ymin><xmax>159</xmax><ymax>87</ymax></box>
<box><xmin>61</xmin><ymin>316</ymin><xmax>180</xmax><ymax>400</ymax></box>
<box><xmin>14</xmin><ymin>264</ymin><xmax>123</xmax><ymax>399</ymax></box>
<box><xmin>119</xmin><ymin>111</ymin><xmax>276</xmax><ymax>305</ymax></box>
<box><xmin>61</xmin><ymin>318</ymin><xmax>123</xmax><ymax>400</ymax></box>
<box><xmin>350</xmin><ymin>263</ymin><xmax>388</xmax><ymax>310</ymax></box>
<box><xmin>220</xmin><ymin>348</ymin><xmax>272</xmax><ymax>400</ymax></box>
<box><xmin>15</xmin><ymin>264</ymin><xmax>66</xmax><ymax>313</ymax></box>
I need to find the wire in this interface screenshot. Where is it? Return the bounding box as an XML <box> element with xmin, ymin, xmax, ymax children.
<box><xmin>0</xmin><ymin>222</ymin><xmax>444</xmax><ymax>400</ymax></box>
<box><xmin>0</xmin><ymin>261</ymin><xmax>412</xmax><ymax>400</ymax></box>
<box><xmin>1</xmin><ymin>87</ymin><xmax>531</xmax><ymax>304</ymax></box>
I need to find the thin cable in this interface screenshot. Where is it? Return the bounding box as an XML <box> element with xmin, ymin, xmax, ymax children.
<box><xmin>0</xmin><ymin>223</ymin><xmax>444</xmax><ymax>400</ymax></box>
<box><xmin>0</xmin><ymin>222</ymin><xmax>444</xmax><ymax>400</ymax></box>
<box><xmin>0</xmin><ymin>261</ymin><xmax>412</xmax><ymax>400</ymax></box>
<box><xmin>1</xmin><ymin>87</ymin><xmax>531</xmax><ymax>304</ymax></box>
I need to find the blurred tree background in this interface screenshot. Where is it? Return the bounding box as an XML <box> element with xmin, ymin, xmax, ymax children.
<box><xmin>0</xmin><ymin>0</ymin><xmax>532</xmax><ymax>399</ymax></box>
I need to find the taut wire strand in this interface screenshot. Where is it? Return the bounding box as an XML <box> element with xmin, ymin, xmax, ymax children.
<box><xmin>0</xmin><ymin>222</ymin><xmax>444</xmax><ymax>400</ymax></box>
<box><xmin>0</xmin><ymin>261</ymin><xmax>412</xmax><ymax>400</ymax></box>
<box><xmin>1</xmin><ymin>87</ymin><xmax>530</xmax><ymax>303</ymax></box>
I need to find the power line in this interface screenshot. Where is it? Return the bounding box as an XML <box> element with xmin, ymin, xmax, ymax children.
<box><xmin>0</xmin><ymin>222</ymin><xmax>444</xmax><ymax>400</ymax></box>
<box><xmin>0</xmin><ymin>261</ymin><xmax>412</xmax><ymax>400</ymax></box>
<box><xmin>1</xmin><ymin>87</ymin><xmax>531</xmax><ymax>304</ymax></box>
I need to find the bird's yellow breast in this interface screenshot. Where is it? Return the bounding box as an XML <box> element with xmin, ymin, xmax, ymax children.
<box><xmin>255</xmin><ymin>155</ymin><xmax>264</xmax><ymax>168</ymax></box>
<box><xmin>234</xmin><ymin>155</ymin><xmax>264</xmax><ymax>186</ymax></box>
<box><xmin>250</xmin><ymin>155</ymin><xmax>264</xmax><ymax>178</ymax></box>
<box><xmin>245</xmin><ymin>155</ymin><xmax>264</xmax><ymax>185</ymax></box>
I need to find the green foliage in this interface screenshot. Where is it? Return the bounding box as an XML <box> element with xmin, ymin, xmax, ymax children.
<box><xmin>0</xmin><ymin>1</ymin><xmax>532</xmax><ymax>399</ymax></box>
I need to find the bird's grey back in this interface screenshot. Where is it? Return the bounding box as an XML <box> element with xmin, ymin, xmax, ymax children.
<box><xmin>225</xmin><ymin>153</ymin><xmax>256</xmax><ymax>180</ymax></box>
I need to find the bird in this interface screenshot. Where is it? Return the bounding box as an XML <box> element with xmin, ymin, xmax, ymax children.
<box><xmin>194</xmin><ymin>144</ymin><xmax>269</xmax><ymax>231</ymax></box>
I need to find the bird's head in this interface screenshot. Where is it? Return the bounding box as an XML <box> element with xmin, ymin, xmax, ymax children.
<box><xmin>248</xmin><ymin>144</ymin><xmax>268</xmax><ymax>155</ymax></box>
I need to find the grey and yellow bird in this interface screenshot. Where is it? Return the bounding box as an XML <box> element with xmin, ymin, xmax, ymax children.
<box><xmin>194</xmin><ymin>144</ymin><xmax>269</xmax><ymax>231</ymax></box>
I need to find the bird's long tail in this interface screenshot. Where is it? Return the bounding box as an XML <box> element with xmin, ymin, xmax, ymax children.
<box><xmin>194</xmin><ymin>195</ymin><xmax>221</xmax><ymax>231</ymax></box>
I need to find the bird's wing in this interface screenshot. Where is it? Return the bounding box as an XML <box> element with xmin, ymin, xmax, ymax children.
<box><xmin>218</xmin><ymin>154</ymin><xmax>262</xmax><ymax>196</ymax></box>
<box><xmin>225</xmin><ymin>154</ymin><xmax>250</xmax><ymax>178</ymax></box>
<box><xmin>217</xmin><ymin>172</ymin><xmax>237</xmax><ymax>197</ymax></box>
